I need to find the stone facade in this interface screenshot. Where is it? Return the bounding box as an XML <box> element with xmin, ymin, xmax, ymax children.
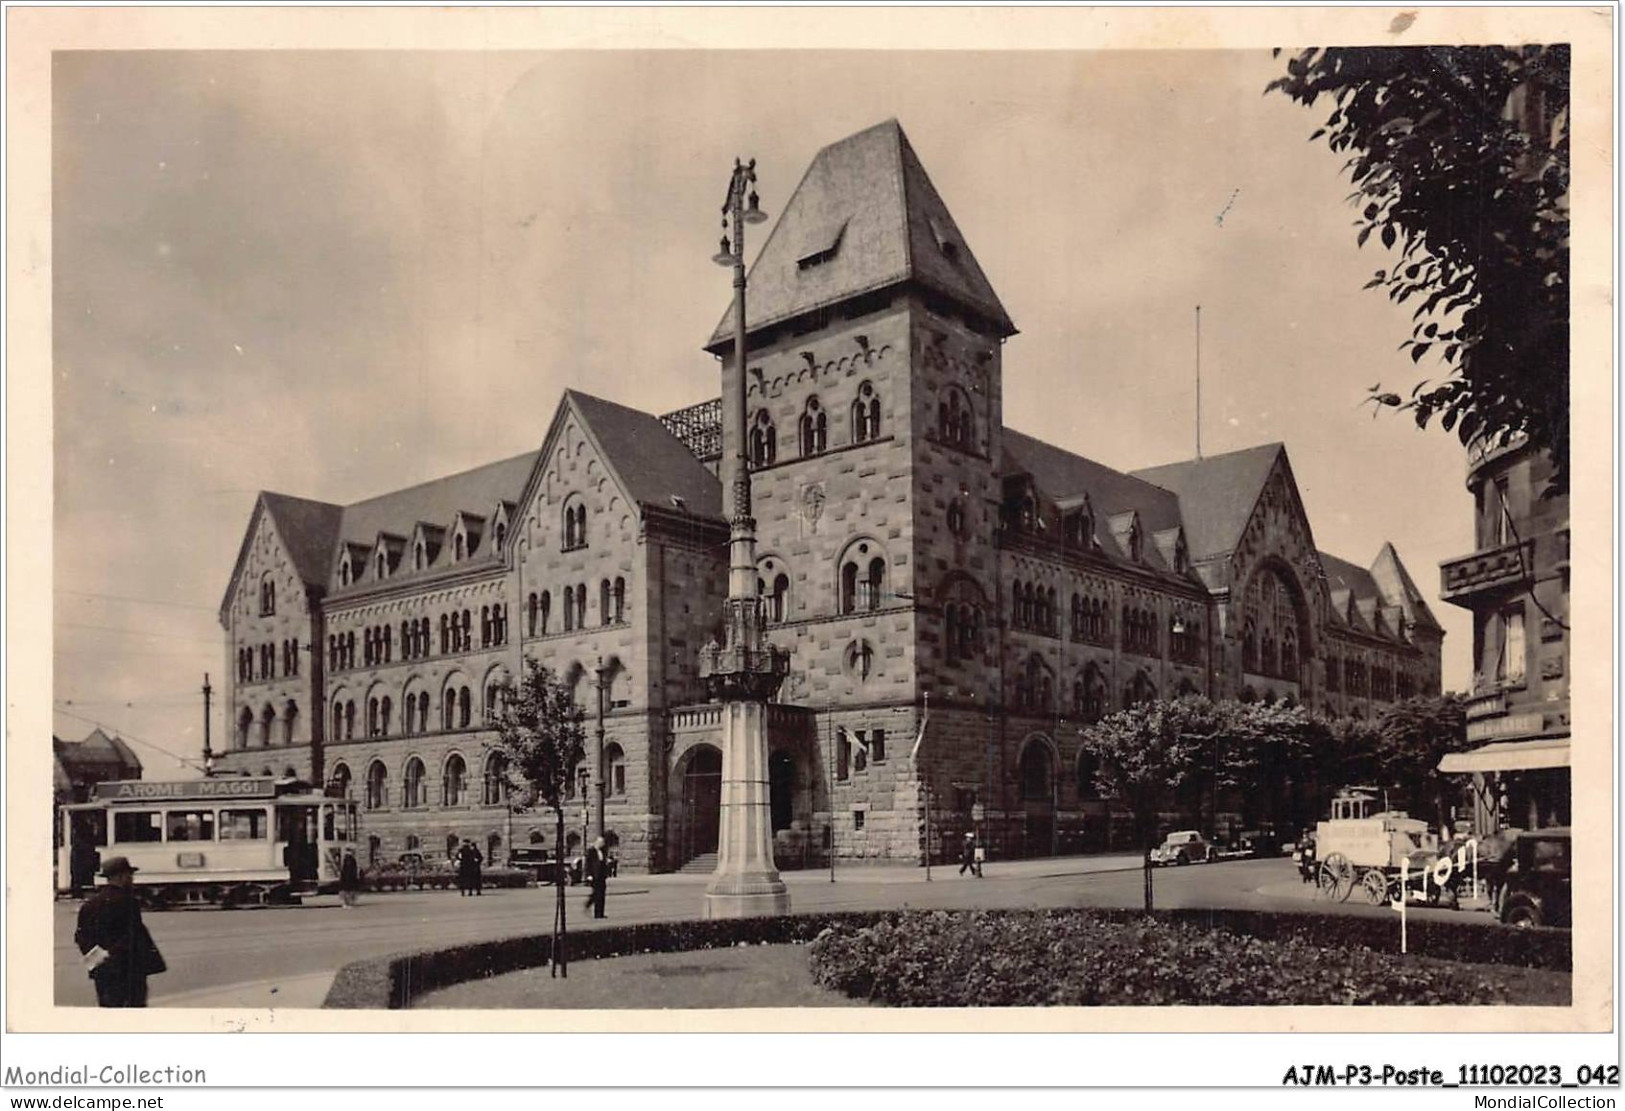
<box><xmin>1438</xmin><ymin>435</ymin><xmax>1569</xmax><ymax>831</ymax></box>
<box><xmin>213</xmin><ymin>119</ymin><xmax>1442</xmax><ymax>871</ymax></box>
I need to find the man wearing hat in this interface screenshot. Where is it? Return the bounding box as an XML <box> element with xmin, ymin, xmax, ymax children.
<box><xmin>74</xmin><ymin>856</ymin><xmax>166</xmax><ymax>1007</ymax></box>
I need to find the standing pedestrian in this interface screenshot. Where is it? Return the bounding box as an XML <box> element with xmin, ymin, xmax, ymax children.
<box><xmin>584</xmin><ymin>836</ymin><xmax>609</xmax><ymax>919</ymax></box>
<box><xmin>74</xmin><ymin>857</ymin><xmax>166</xmax><ymax>1008</ymax></box>
<box><xmin>457</xmin><ymin>840</ymin><xmax>483</xmax><ymax>897</ymax></box>
<box><xmin>338</xmin><ymin>847</ymin><xmax>361</xmax><ymax>908</ymax></box>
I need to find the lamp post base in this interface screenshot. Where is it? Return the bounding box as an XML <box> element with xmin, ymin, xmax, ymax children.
<box><xmin>703</xmin><ymin>873</ymin><xmax>791</xmax><ymax>919</ymax></box>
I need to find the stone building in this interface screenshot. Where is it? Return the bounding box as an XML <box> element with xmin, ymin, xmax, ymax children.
<box><xmin>214</xmin><ymin>120</ymin><xmax>1441</xmax><ymax>870</ymax></box>
<box><xmin>1438</xmin><ymin>435</ymin><xmax>1569</xmax><ymax>832</ymax></box>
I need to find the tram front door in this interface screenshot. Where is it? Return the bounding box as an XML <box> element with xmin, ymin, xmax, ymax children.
<box><xmin>277</xmin><ymin>805</ymin><xmax>319</xmax><ymax>883</ymax></box>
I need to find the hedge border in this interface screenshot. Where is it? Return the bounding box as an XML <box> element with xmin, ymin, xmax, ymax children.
<box><xmin>321</xmin><ymin>906</ymin><xmax>1569</xmax><ymax>1009</ymax></box>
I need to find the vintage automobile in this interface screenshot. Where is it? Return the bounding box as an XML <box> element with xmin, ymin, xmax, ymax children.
<box><xmin>1495</xmin><ymin>828</ymin><xmax>1571</xmax><ymax>929</ymax></box>
<box><xmin>1150</xmin><ymin>830</ymin><xmax>1212</xmax><ymax>866</ymax></box>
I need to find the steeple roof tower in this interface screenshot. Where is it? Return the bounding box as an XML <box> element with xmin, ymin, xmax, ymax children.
<box><xmin>706</xmin><ymin>119</ymin><xmax>1015</xmax><ymax>351</ymax></box>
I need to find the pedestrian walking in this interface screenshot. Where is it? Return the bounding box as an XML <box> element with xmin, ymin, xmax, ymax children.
<box><xmin>338</xmin><ymin>847</ymin><xmax>361</xmax><ymax>908</ymax></box>
<box><xmin>959</xmin><ymin>832</ymin><xmax>983</xmax><ymax>878</ymax></box>
<box><xmin>584</xmin><ymin>836</ymin><xmax>609</xmax><ymax>919</ymax></box>
<box><xmin>74</xmin><ymin>856</ymin><xmax>166</xmax><ymax>1008</ymax></box>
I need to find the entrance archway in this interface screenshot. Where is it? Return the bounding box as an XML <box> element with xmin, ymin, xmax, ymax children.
<box><xmin>678</xmin><ymin>744</ymin><xmax>723</xmax><ymax>866</ymax></box>
<box><xmin>1017</xmin><ymin>737</ymin><xmax>1057</xmax><ymax>858</ymax></box>
<box><xmin>769</xmin><ymin>750</ymin><xmax>795</xmax><ymax>833</ymax></box>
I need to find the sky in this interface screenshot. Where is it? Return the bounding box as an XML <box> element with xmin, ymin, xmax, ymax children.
<box><xmin>52</xmin><ymin>48</ymin><xmax>1482</xmax><ymax>774</ymax></box>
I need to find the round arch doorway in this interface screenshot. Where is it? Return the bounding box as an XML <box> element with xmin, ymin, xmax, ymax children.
<box><xmin>678</xmin><ymin>745</ymin><xmax>723</xmax><ymax>867</ymax></box>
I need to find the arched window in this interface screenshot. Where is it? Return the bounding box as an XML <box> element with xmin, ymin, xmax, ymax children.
<box><xmin>851</xmin><ymin>381</ymin><xmax>881</xmax><ymax>443</ymax></box>
<box><xmin>1020</xmin><ymin>743</ymin><xmax>1053</xmax><ymax>801</ymax></box>
<box><xmin>563</xmin><ymin>584</ymin><xmax>575</xmax><ymax>632</ymax></box>
<box><xmin>562</xmin><ymin>497</ymin><xmax>587</xmax><ymax>551</ymax></box>
<box><xmin>613</xmin><ymin>577</ymin><xmax>626</xmax><ymax>623</ymax></box>
<box><xmin>483</xmin><ymin>754</ymin><xmax>508</xmax><ymax>806</ymax></box>
<box><xmin>414</xmin><ymin>540</ymin><xmax>427</xmax><ymax>571</ymax></box>
<box><xmin>750</xmin><ymin>410</ymin><xmax>777</xmax><ymax>467</ymax></box>
<box><xmin>344</xmin><ymin>700</ymin><xmax>355</xmax><ymax>740</ymax></box>
<box><xmin>540</xmin><ymin>590</ymin><xmax>551</xmax><ymax>634</ymax></box>
<box><xmin>764</xmin><ymin>573</ymin><xmax>789</xmax><ymax>623</ymax></box>
<box><xmin>331</xmin><ymin>700</ymin><xmax>344</xmax><ymax>743</ymax></box>
<box><xmin>947</xmin><ymin>500</ymin><xmax>967</xmax><ymax>537</ymax></box>
<box><xmin>363</xmin><ymin>628</ymin><xmax>374</xmax><ymax>667</ymax></box>
<box><xmin>459</xmin><ymin>686</ymin><xmax>472</xmax><ymax>729</ymax></box>
<box><xmin>939</xmin><ymin>386</ymin><xmax>975</xmax><ymax>450</ymax></box>
<box><xmin>376</xmin><ymin>551</ymin><xmax>388</xmax><ymax>580</ymax></box>
<box><xmin>417</xmin><ymin>691</ymin><xmax>430</xmax><ymax>734</ymax></box>
<box><xmin>1280</xmin><ymin>629</ymin><xmax>1298</xmax><ymax>681</ymax></box>
<box><xmin>1242</xmin><ymin>619</ymin><xmax>1258</xmax><ymax>673</ymax></box>
<box><xmin>367</xmin><ymin>697</ymin><xmax>379</xmax><ymax>737</ymax></box>
<box><xmin>454</xmin><ymin>532</ymin><xmax>467</xmax><ymax>562</ymax></box>
<box><xmin>864</xmin><ymin>558</ymin><xmax>885</xmax><ymax>611</ymax></box>
<box><xmin>340</xmin><ymin>556</ymin><xmax>352</xmax><ymax>587</ymax></box>
<box><xmin>237</xmin><ymin>706</ymin><xmax>253</xmax><ymax>749</ymax></box>
<box><xmin>403</xmin><ymin>758</ymin><xmax>425</xmax><ymax>809</ymax></box>
<box><xmin>573</xmin><ymin>586</ymin><xmax>586</xmax><ymax>630</ymax></box>
<box><xmin>440</xmin><ymin>614</ymin><xmax>450</xmax><ymax>654</ymax></box>
<box><xmin>259</xmin><ymin>574</ymin><xmax>276</xmax><ymax>616</ymax></box>
<box><xmin>799</xmin><ymin>396</ymin><xmax>827</xmax><ymax>456</ymax></box>
<box><xmin>494</xmin><ymin>521</ymin><xmax>507</xmax><ymax>551</ymax></box>
<box><xmin>527</xmin><ymin>593</ymin><xmax>539</xmax><ymax>636</ymax></box>
<box><xmin>365</xmin><ymin>761</ymin><xmax>388</xmax><ymax>809</ymax></box>
<box><xmin>442</xmin><ymin>754</ymin><xmax>467</xmax><ymax>807</ymax></box>
<box><xmin>381</xmin><ymin>696</ymin><xmax>394</xmax><ymax>736</ymax></box>
<box><xmin>1125</xmin><ymin>671</ymin><xmax>1157</xmax><ymax>707</ymax></box>
<box><xmin>330</xmin><ymin>762</ymin><xmax>352</xmax><ymax>799</ymax></box>
<box><xmin>605</xmin><ymin>743</ymin><xmax>626</xmax><ymax>797</ymax></box>
<box><xmin>481</xmin><ymin>605</ymin><xmax>491</xmax><ymax>646</ymax></box>
<box><xmin>600</xmin><ymin>580</ymin><xmax>612</xmax><ymax>627</ymax></box>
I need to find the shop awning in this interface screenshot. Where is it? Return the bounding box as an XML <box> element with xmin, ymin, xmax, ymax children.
<box><xmin>1438</xmin><ymin>738</ymin><xmax>1570</xmax><ymax>775</ymax></box>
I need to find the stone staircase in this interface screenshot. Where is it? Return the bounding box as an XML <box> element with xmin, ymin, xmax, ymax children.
<box><xmin>679</xmin><ymin>853</ymin><xmax>717</xmax><ymax>874</ymax></box>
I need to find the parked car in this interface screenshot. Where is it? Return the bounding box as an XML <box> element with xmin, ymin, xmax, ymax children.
<box><xmin>1150</xmin><ymin>830</ymin><xmax>1212</xmax><ymax>866</ymax></box>
<box><xmin>1496</xmin><ymin>828</ymin><xmax>1571</xmax><ymax>929</ymax></box>
<box><xmin>508</xmin><ymin>846</ymin><xmax>576</xmax><ymax>885</ymax></box>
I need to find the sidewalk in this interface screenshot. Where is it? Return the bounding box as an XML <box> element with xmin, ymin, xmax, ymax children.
<box><xmin>155</xmin><ymin>970</ymin><xmax>338</xmax><ymax>1009</ymax></box>
<box><xmin>639</xmin><ymin>850</ymin><xmax>1148</xmax><ymax>886</ymax></box>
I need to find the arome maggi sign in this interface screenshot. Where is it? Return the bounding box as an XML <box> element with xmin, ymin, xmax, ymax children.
<box><xmin>91</xmin><ymin>778</ymin><xmax>279</xmax><ymax>802</ymax></box>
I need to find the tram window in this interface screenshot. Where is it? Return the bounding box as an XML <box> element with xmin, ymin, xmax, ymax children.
<box><xmin>113</xmin><ymin>811</ymin><xmax>163</xmax><ymax>843</ymax></box>
<box><xmin>322</xmin><ymin>806</ymin><xmax>350</xmax><ymax>842</ymax></box>
<box><xmin>219</xmin><ymin>810</ymin><xmax>268</xmax><ymax>840</ymax></box>
<box><xmin>166</xmin><ymin>810</ymin><xmax>216</xmax><ymax>841</ymax></box>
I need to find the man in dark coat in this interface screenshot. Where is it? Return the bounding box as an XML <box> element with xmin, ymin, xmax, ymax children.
<box><xmin>338</xmin><ymin>847</ymin><xmax>361</xmax><ymax>908</ymax></box>
<box><xmin>959</xmin><ymin>832</ymin><xmax>983</xmax><ymax>877</ymax></box>
<box><xmin>74</xmin><ymin>857</ymin><xmax>165</xmax><ymax>1007</ymax></box>
<box><xmin>584</xmin><ymin>836</ymin><xmax>609</xmax><ymax>918</ymax></box>
<box><xmin>457</xmin><ymin>840</ymin><xmax>483</xmax><ymax>897</ymax></box>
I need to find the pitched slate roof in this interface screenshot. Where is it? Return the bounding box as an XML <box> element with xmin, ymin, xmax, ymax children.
<box><xmin>1002</xmin><ymin>430</ymin><xmax>1183</xmax><ymax>535</ymax></box>
<box><xmin>1129</xmin><ymin>443</ymin><xmax>1285</xmax><ymax>561</ymax></box>
<box><xmin>1369</xmin><ymin>541</ymin><xmax>1443</xmax><ymax>631</ymax></box>
<box><xmin>708</xmin><ymin>120</ymin><xmax>1014</xmax><ymax>348</ymax></box>
<box><xmin>260</xmin><ymin>493</ymin><xmax>344</xmax><ymax>589</ymax></box>
<box><xmin>329</xmin><ymin>451</ymin><xmax>538</xmax><ymax>589</ymax></box>
<box><xmin>567</xmin><ymin>391</ymin><xmax>724</xmax><ymax>519</ymax></box>
<box><xmin>54</xmin><ymin>728</ymin><xmax>142</xmax><ymax>777</ymax></box>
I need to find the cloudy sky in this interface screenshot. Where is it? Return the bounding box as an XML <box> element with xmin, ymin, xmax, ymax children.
<box><xmin>52</xmin><ymin>48</ymin><xmax>1481</xmax><ymax>772</ymax></box>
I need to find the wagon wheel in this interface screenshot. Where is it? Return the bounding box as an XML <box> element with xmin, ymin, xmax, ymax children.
<box><xmin>1360</xmin><ymin>868</ymin><xmax>1389</xmax><ymax>905</ymax></box>
<box><xmin>1318</xmin><ymin>853</ymin><xmax>1354</xmax><ymax>902</ymax></box>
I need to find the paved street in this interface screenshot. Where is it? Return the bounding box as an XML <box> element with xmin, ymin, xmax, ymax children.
<box><xmin>52</xmin><ymin>855</ymin><xmax>1500</xmax><ymax>1008</ymax></box>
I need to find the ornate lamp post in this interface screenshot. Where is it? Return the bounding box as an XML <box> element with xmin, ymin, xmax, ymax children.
<box><xmin>698</xmin><ymin>157</ymin><xmax>790</xmax><ymax>918</ymax></box>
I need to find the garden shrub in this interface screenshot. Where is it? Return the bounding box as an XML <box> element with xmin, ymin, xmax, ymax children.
<box><xmin>807</xmin><ymin>910</ymin><xmax>1553</xmax><ymax>1006</ymax></box>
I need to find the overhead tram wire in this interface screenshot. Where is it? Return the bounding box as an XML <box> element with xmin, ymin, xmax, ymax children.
<box><xmin>52</xmin><ymin>706</ymin><xmax>211</xmax><ymax>774</ymax></box>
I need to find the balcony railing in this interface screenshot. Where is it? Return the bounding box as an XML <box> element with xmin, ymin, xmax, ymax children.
<box><xmin>1439</xmin><ymin>539</ymin><xmax>1534</xmax><ymax>603</ymax></box>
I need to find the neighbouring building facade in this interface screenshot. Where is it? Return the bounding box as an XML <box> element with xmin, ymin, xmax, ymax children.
<box><xmin>213</xmin><ymin>120</ymin><xmax>1442</xmax><ymax>871</ymax></box>
<box><xmin>1438</xmin><ymin>434</ymin><xmax>1570</xmax><ymax>832</ymax></box>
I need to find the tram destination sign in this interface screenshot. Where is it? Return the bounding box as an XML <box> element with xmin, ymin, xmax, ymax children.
<box><xmin>92</xmin><ymin>778</ymin><xmax>279</xmax><ymax>801</ymax></box>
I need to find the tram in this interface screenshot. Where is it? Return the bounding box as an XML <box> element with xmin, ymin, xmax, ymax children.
<box><xmin>57</xmin><ymin>776</ymin><xmax>359</xmax><ymax>907</ymax></box>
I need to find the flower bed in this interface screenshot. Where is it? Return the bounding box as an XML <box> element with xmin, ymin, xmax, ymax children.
<box><xmin>807</xmin><ymin>910</ymin><xmax>1562</xmax><ymax>1006</ymax></box>
<box><xmin>322</xmin><ymin>905</ymin><xmax>1566</xmax><ymax>1009</ymax></box>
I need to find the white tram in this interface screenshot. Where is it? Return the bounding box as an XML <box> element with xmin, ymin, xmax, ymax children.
<box><xmin>57</xmin><ymin>776</ymin><xmax>359</xmax><ymax>907</ymax></box>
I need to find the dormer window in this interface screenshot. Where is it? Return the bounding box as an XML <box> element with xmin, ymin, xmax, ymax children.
<box><xmin>454</xmin><ymin>533</ymin><xmax>466</xmax><ymax>561</ymax></box>
<box><xmin>1129</xmin><ymin>522</ymin><xmax>1142</xmax><ymax>562</ymax></box>
<box><xmin>376</xmin><ymin>551</ymin><xmax>388</xmax><ymax>580</ymax></box>
<box><xmin>339</xmin><ymin>555</ymin><xmax>352</xmax><ymax>587</ymax></box>
<box><xmin>414</xmin><ymin>541</ymin><xmax>426</xmax><ymax>571</ymax></box>
<box><xmin>494</xmin><ymin>521</ymin><xmax>506</xmax><ymax>551</ymax></box>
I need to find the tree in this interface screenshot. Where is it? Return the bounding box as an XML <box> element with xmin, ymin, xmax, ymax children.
<box><xmin>1372</xmin><ymin>694</ymin><xmax>1471</xmax><ymax>830</ymax></box>
<box><xmin>1268</xmin><ymin>47</ymin><xmax>1570</xmax><ymax>492</ymax></box>
<box><xmin>1211</xmin><ymin>700</ymin><xmax>1325</xmax><ymax>835</ymax></box>
<box><xmin>1079</xmin><ymin>697</ymin><xmax>1218</xmax><ymax>910</ymax></box>
<box><xmin>488</xmin><ymin>660</ymin><xmax>586</xmax><ymax>976</ymax></box>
